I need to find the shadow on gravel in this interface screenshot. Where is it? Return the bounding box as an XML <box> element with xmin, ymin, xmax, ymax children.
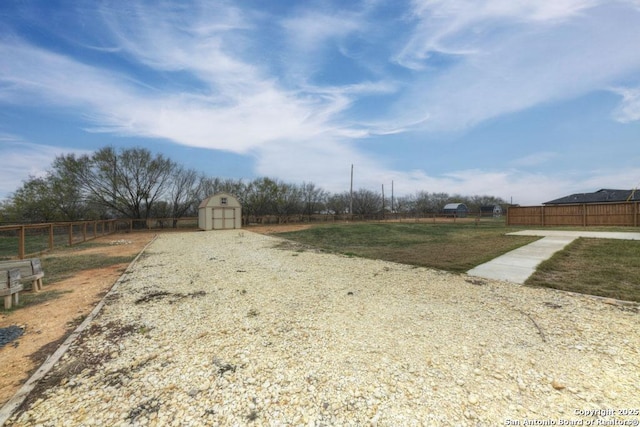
<box><xmin>16</xmin><ymin>321</ymin><xmax>151</xmax><ymax>414</ymax></box>
<box><xmin>134</xmin><ymin>290</ymin><xmax>207</xmax><ymax>305</ymax></box>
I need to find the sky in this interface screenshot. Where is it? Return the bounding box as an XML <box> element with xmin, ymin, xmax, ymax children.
<box><xmin>1</xmin><ymin>0</ymin><xmax>640</xmax><ymax>205</ymax></box>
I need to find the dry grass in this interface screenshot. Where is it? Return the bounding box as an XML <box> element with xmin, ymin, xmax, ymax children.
<box><xmin>276</xmin><ymin>223</ymin><xmax>640</xmax><ymax>302</ymax></box>
<box><xmin>275</xmin><ymin>222</ymin><xmax>537</xmax><ymax>273</ymax></box>
<box><xmin>526</xmin><ymin>238</ymin><xmax>640</xmax><ymax>302</ymax></box>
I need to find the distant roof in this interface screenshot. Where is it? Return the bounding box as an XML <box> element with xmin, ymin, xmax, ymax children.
<box><xmin>443</xmin><ymin>203</ymin><xmax>468</xmax><ymax>210</ymax></box>
<box><xmin>544</xmin><ymin>189</ymin><xmax>639</xmax><ymax>205</ymax></box>
<box><xmin>198</xmin><ymin>192</ymin><xmax>241</xmax><ymax>208</ymax></box>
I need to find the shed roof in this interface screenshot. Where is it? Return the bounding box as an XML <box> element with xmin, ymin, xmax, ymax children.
<box><xmin>443</xmin><ymin>203</ymin><xmax>468</xmax><ymax>210</ymax></box>
<box><xmin>480</xmin><ymin>205</ymin><xmax>502</xmax><ymax>211</ymax></box>
<box><xmin>198</xmin><ymin>192</ymin><xmax>241</xmax><ymax>209</ymax></box>
<box><xmin>544</xmin><ymin>189</ymin><xmax>639</xmax><ymax>205</ymax></box>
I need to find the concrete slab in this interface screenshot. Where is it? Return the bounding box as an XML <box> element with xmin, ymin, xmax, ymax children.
<box><xmin>467</xmin><ymin>236</ymin><xmax>576</xmax><ymax>284</ymax></box>
<box><xmin>467</xmin><ymin>230</ymin><xmax>640</xmax><ymax>284</ymax></box>
<box><xmin>508</xmin><ymin>230</ymin><xmax>640</xmax><ymax>240</ymax></box>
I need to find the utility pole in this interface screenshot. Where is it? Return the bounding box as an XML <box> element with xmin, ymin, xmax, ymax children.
<box><xmin>391</xmin><ymin>180</ymin><xmax>394</xmax><ymax>213</ymax></box>
<box><xmin>350</xmin><ymin>164</ymin><xmax>353</xmax><ymax>216</ymax></box>
<box><xmin>382</xmin><ymin>184</ymin><xmax>385</xmax><ymax>220</ymax></box>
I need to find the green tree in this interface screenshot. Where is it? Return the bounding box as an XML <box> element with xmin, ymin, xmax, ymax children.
<box><xmin>8</xmin><ymin>176</ymin><xmax>58</xmax><ymax>222</ymax></box>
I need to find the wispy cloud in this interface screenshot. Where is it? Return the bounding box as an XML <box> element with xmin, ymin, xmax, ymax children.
<box><xmin>611</xmin><ymin>86</ymin><xmax>640</xmax><ymax>123</ymax></box>
<box><xmin>511</xmin><ymin>152</ymin><xmax>559</xmax><ymax>167</ymax></box>
<box><xmin>398</xmin><ymin>0</ymin><xmax>601</xmax><ymax>70</ymax></box>
<box><xmin>393</xmin><ymin>0</ymin><xmax>640</xmax><ymax>131</ymax></box>
<box><xmin>0</xmin><ymin>137</ymin><xmax>92</xmax><ymax>199</ymax></box>
<box><xmin>1</xmin><ymin>0</ymin><xmax>639</xmax><ymax>205</ymax></box>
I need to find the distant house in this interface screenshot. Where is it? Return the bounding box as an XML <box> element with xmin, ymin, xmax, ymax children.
<box><xmin>480</xmin><ymin>205</ymin><xmax>503</xmax><ymax>217</ymax></box>
<box><xmin>544</xmin><ymin>189</ymin><xmax>639</xmax><ymax>205</ymax></box>
<box><xmin>443</xmin><ymin>203</ymin><xmax>469</xmax><ymax>217</ymax></box>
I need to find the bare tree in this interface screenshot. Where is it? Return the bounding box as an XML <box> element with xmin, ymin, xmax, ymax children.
<box><xmin>58</xmin><ymin>146</ymin><xmax>175</xmax><ymax>220</ymax></box>
<box><xmin>326</xmin><ymin>192</ymin><xmax>350</xmax><ymax>215</ymax></box>
<box><xmin>244</xmin><ymin>177</ymin><xmax>278</xmax><ymax>221</ymax></box>
<box><xmin>273</xmin><ymin>181</ymin><xmax>303</xmax><ymax>223</ymax></box>
<box><xmin>351</xmin><ymin>188</ymin><xmax>382</xmax><ymax>217</ymax></box>
<box><xmin>300</xmin><ymin>182</ymin><xmax>327</xmax><ymax>218</ymax></box>
<box><xmin>167</xmin><ymin>166</ymin><xmax>201</xmax><ymax>226</ymax></box>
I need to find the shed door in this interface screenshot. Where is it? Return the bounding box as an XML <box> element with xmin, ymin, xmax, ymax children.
<box><xmin>213</xmin><ymin>208</ymin><xmax>236</xmax><ymax>229</ymax></box>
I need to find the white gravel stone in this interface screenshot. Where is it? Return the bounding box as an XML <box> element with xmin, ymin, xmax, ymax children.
<box><xmin>7</xmin><ymin>230</ymin><xmax>640</xmax><ymax>426</ymax></box>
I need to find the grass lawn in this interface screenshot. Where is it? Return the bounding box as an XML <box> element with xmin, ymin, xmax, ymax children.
<box><xmin>0</xmin><ymin>234</ymin><xmax>80</xmax><ymax>260</ymax></box>
<box><xmin>526</xmin><ymin>238</ymin><xmax>640</xmax><ymax>302</ymax></box>
<box><xmin>275</xmin><ymin>222</ymin><xmax>538</xmax><ymax>273</ymax></box>
<box><xmin>275</xmin><ymin>222</ymin><xmax>640</xmax><ymax>302</ymax></box>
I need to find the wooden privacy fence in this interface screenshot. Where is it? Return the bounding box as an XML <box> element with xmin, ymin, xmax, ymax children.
<box><xmin>507</xmin><ymin>202</ymin><xmax>640</xmax><ymax>227</ymax></box>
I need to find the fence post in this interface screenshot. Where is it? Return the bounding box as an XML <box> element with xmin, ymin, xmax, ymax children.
<box><xmin>541</xmin><ymin>205</ymin><xmax>545</xmax><ymax>227</ymax></box>
<box><xmin>49</xmin><ymin>223</ymin><xmax>54</xmax><ymax>251</ymax></box>
<box><xmin>82</xmin><ymin>222</ymin><xmax>87</xmax><ymax>242</ymax></box>
<box><xmin>68</xmin><ymin>223</ymin><xmax>74</xmax><ymax>246</ymax></box>
<box><xmin>18</xmin><ymin>226</ymin><xmax>25</xmax><ymax>260</ymax></box>
<box><xmin>582</xmin><ymin>204</ymin><xmax>587</xmax><ymax>227</ymax></box>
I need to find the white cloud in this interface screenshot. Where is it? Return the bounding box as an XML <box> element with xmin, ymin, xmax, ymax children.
<box><xmin>511</xmin><ymin>152</ymin><xmax>558</xmax><ymax>167</ymax></box>
<box><xmin>0</xmin><ymin>137</ymin><xmax>92</xmax><ymax>200</ymax></box>
<box><xmin>1</xmin><ymin>0</ymin><xmax>640</xmax><ymax>208</ymax></box>
<box><xmin>392</xmin><ymin>1</ymin><xmax>640</xmax><ymax>131</ymax></box>
<box><xmin>0</xmin><ymin>37</ymin><xmax>358</xmax><ymax>154</ymax></box>
<box><xmin>250</xmin><ymin>136</ymin><xmax>636</xmax><ymax>205</ymax></box>
<box><xmin>611</xmin><ymin>86</ymin><xmax>640</xmax><ymax>122</ymax></box>
<box><xmin>400</xmin><ymin>0</ymin><xmax>601</xmax><ymax>70</ymax></box>
<box><xmin>281</xmin><ymin>11</ymin><xmax>362</xmax><ymax>51</ymax></box>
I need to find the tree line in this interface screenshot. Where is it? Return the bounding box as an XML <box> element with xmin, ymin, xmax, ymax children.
<box><xmin>0</xmin><ymin>146</ymin><xmax>507</xmax><ymax>224</ymax></box>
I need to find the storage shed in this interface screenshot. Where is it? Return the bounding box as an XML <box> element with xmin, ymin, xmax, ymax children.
<box><xmin>443</xmin><ymin>203</ymin><xmax>469</xmax><ymax>218</ymax></box>
<box><xmin>480</xmin><ymin>205</ymin><xmax>503</xmax><ymax>217</ymax></box>
<box><xmin>198</xmin><ymin>192</ymin><xmax>242</xmax><ymax>230</ymax></box>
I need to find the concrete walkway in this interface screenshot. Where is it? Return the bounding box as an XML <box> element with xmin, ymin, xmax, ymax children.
<box><xmin>466</xmin><ymin>230</ymin><xmax>640</xmax><ymax>284</ymax></box>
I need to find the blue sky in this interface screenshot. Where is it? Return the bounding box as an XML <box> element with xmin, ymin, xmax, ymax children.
<box><xmin>1</xmin><ymin>0</ymin><xmax>639</xmax><ymax>205</ymax></box>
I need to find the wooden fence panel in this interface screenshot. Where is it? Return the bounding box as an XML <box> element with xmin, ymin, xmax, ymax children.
<box><xmin>507</xmin><ymin>206</ymin><xmax>543</xmax><ymax>226</ymax></box>
<box><xmin>585</xmin><ymin>203</ymin><xmax>634</xmax><ymax>226</ymax></box>
<box><xmin>508</xmin><ymin>202</ymin><xmax>640</xmax><ymax>227</ymax></box>
<box><xmin>545</xmin><ymin>205</ymin><xmax>584</xmax><ymax>226</ymax></box>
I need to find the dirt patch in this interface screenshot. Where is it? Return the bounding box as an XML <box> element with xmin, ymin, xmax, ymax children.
<box><xmin>0</xmin><ymin>232</ymin><xmax>155</xmax><ymax>407</ymax></box>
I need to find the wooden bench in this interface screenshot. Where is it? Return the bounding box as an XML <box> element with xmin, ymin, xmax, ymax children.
<box><xmin>1</xmin><ymin>269</ymin><xmax>23</xmax><ymax>309</ymax></box>
<box><xmin>0</xmin><ymin>258</ymin><xmax>44</xmax><ymax>292</ymax></box>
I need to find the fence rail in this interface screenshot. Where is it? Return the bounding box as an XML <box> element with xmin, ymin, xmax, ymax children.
<box><xmin>0</xmin><ymin>213</ymin><xmax>502</xmax><ymax>259</ymax></box>
<box><xmin>0</xmin><ymin>218</ymin><xmax>206</xmax><ymax>259</ymax></box>
<box><xmin>0</xmin><ymin>220</ymin><xmax>123</xmax><ymax>260</ymax></box>
<box><xmin>507</xmin><ymin>202</ymin><xmax>640</xmax><ymax>227</ymax></box>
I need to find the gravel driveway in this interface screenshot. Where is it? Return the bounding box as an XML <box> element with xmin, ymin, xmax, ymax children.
<box><xmin>8</xmin><ymin>231</ymin><xmax>640</xmax><ymax>426</ymax></box>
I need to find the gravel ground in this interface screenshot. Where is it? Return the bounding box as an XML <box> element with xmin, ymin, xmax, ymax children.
<box><xmin>7</xmin><ymin>231</ymin><xmax>640</xmax><ymax>426</ymax></box>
